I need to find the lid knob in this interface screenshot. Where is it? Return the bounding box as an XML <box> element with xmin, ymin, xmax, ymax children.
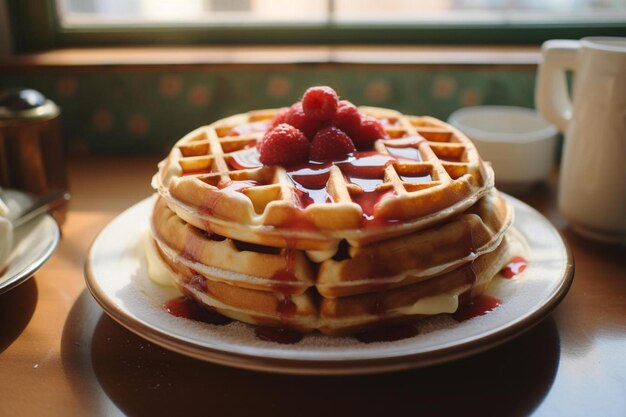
<box><xmin>0</xmin><ymin>89</ymin><xmax>47</xmax><ymax>111</ymax></box>
<box><xmin>0</xmin><ymin>88</ymin><xmax>60</xmax><ymax>123</ymax></box>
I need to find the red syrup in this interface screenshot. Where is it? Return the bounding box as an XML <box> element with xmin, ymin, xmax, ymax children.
<box><xmin>501</xmin><ymin>257</ymin><xmax>528</xmax><ymax>279</ymax></box>
<box><xmin>355</xmin><ymin>323</ymin><xmax>420</xmax><ymax>343</ymax></box>
<box><xmin>277</xmin><ymin>297</ymin><xmax>297</xmax><ymax>318</ymax></box>
<box><xmin>228</xmin><ymin>148</ymin><xmax>262</xmax><ymax>170</ymax></box>
<box><xmin>452</xmin><ymin>294</ymin><xmax>501</xmax><ymax>322</ymax></box>
<box><xmin>353</xmin><ymin>189</ymin><xmax>397</xmax><ymax>227</ymax></box>
<box><xmin>271</xmin><ymin>249</ymin><xmax>298</xmax><ymax>282</ymax></box>
<box><xmin>163</xmin><ymin>296</ymin><xmax>233</xmax><ymax>325</ymax></box>
<box><xmin>254</xmin><ymin>327</ymin><xmax>304</xmax><ymax>344</ymax></box>
<box><xmin>336</xmin><ymin>151</ymin><xmax>395</xmax><ymax>178</ymax></box>
<box><xmin>335</xmin><ymin>152</ymin><xmax>400</xmax><ymax>227</ymax></box>
<box><xmin>287</xmin><ymin>162</ymin><xmax>333</xmax><ymax>207</ymax></box>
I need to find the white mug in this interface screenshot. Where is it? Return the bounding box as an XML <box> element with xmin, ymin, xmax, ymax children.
<box><xmin>536</xmin><ymin>37</ymin><xmax>626</xmax><ymax>243</ymax></box>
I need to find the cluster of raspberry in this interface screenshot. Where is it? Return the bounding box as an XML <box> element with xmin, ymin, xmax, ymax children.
<box><xmin>258</xmin><ymin>86</ymin><xmax>389</xmax><ymax>166</ymax></box>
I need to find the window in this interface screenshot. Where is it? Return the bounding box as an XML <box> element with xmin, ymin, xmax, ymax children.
<box><xmin>9</xmin><ymin>0</ymin><xmax>626</xmax><ymax>52</ymax></box>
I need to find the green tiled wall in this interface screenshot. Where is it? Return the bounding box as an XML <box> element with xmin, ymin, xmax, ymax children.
<box><xmin>0</xmin><ymin>65</ymin><xmax>536</xmax><ymax>153</ymax></box>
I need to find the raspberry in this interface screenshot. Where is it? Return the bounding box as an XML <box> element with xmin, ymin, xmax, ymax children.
<box><xmin>310</xmin><ymin>127</ymin><xmax>355</xmax><ymax>161</ymax></box>
<box><xmin>334</xmin><ymin>100</ymin><xmax>361</xmax><ymax>135</ymax></box>
<box><xmin>352</xmin><ymin>115</ymin><xmax>388</xmax><ymax>150</ymax></box>
<box><xmin>285</xmin><ymin>102</ymin><xmax>322</xmax><ymax>139</ymax></box>
<box><xmin>302</xmin><ymin>86</ymin><xmax>339</xmax><ymax>121</ymax></box>
<box><xmin>259</xmin><ymin>123</ymin><xmax>310</xmax><ymax>166</ymax></box>
<box><xmin>270</xmin><ymin>107</ymin><xmax>289</xmax><ymax>128</ymax></box>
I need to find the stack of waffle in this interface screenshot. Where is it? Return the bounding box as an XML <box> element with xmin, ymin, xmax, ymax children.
<box><xmin>148</xmin><ymin>105</ymin><xmax>514</xmax><ymax>335</ymax></box>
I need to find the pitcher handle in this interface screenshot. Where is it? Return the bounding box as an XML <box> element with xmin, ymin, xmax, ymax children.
<box><xmin>535</xmin><ymin>40</ymin><xmax>580</xmax><ymax>133</ymax></box>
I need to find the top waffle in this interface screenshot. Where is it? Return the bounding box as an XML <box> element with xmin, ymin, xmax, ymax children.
<box><xmin>154</xmin><ymin>106</ymin><xmax>493</xmax><ymax>253</ymax></box>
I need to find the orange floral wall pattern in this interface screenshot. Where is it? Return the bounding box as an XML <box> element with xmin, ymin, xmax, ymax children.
<box><xmin>0</xmin><ymin>66</ymin><xmax>535</xmax><ymax>153</ymax></box>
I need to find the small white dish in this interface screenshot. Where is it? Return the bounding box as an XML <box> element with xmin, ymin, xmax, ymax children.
<box><xmin>85</xmin><ymin>195</ymin><xmax>573</xmax><ymax>375</ymax></box>
<box><xmin>0</xmin><ymin>190</ymin><xmax>60</xmax><ymax>295</ymax></box>
<box><xmin>448</xmin><ymin>106</ymin><xmax>559</xmax><ymax>192</ymax></box>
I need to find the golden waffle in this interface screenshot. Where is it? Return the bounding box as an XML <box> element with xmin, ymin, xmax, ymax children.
<box><xmin>150</xmin><ymin>234</ymin><xmax>512</xmax><ymax>335</ymax></box>
<box><xmin>153</xmin><ymin>107</ymin><xmax>494</xmax><ymax>253</ymax></box>
<box><xmin>318</xmin><ymin>237</ymin><xmax>511</xmax><ymax>335</ymax></box>
<box><xmin>151</xmin><ymin>190</ymin><xmax>510</xmax><ymax>298</ymax></box>
<box><xmin>151</xmin><ymin>196</ymin><xmax>314</xmax><ymax>295</ymax></box>
<box><xmin>317</xmin><ymin>189</ymin><xmax>512</xmax><ymax>297</ymax></box>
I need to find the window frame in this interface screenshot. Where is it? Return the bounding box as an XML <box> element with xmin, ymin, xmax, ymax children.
<box><xmin>9</xmin><ymin>0</ymin><xmax>626</xmax><ymax>52</ymax></box>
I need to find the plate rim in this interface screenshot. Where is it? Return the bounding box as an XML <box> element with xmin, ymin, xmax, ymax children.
<box><xmin>84</xmin><ymin>195</ymin><xmax>574</xmax><ymax>375</ymax></box>
<box><xmin>0</xmin><ymin>214</ymin><xmax>61</xmax><ymax>295</ymax></box>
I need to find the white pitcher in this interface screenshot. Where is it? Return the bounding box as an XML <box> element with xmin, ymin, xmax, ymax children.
<box><xmin>536</xmin><ymin>37</ymin><xmax>626</xmax><ymax>243</ymax></box>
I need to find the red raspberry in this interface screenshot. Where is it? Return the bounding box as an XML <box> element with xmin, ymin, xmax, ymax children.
<box><xmin>310</xmin><ymin>127</ymin><xmax>355</xmax><ymax>161</ymax></box>
<box><xmin>285</xmin><ymin>102</ymin><xmax>322</xmax><ymax>140</ymax></box>
<box><xmin>259</xmin><ymin>123</ymin><xmax>310</xmax><ymax>166</ymax></box>
<box><xmin>334</xmin><ymin>100</ymin><xmax>361</xmax><ymax>135</ymax></box>
<box><xmin>270</xmin><ymin>107</ymin><xmax>289</xmax><ymax>128</ymax></box>
<box><xmin>302</xmin><ymin>86</ymin><xmax>339</xmax><ymax>121</ymax></box>
<box><xmin>352</xmin><ymin>115</ymin><xmax>388</xmax><ymax>150</ymax></box>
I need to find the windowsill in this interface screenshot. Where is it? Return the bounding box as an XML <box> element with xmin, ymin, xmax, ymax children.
<box><xmin>0</xmin><ymin>45</ymin><xmax>540</xmax><ymax>68</ymax></box>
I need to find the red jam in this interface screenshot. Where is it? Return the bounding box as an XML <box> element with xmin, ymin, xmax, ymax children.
<box><xmin>501</xmin><ymin>257</ymin><xmax>528</xmax><ymax>279</ymax></box>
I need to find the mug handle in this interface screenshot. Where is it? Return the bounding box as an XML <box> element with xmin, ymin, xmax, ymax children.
<box><xmin>535</xmin><ymin>40</ymin><xmax>580</xmax><ymax>133</ymax></box>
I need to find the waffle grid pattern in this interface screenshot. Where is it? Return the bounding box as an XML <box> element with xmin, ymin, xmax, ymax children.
<box><xmin>155</xmin><ymin>107</ymin><xmax>492</xmax><ymax>250</ymax></box>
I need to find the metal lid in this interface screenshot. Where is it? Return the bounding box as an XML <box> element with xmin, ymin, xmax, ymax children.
<box><xmin>0</xmin><ymin>89</ymin><xmax>60</xmax><ymax>124</ymax></box>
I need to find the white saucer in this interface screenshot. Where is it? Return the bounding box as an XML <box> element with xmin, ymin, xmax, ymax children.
<box><xmin>85</xmin><ymin>194</ymin><xmax>573</xmax><ymax>375</ymax></box>
<box><xmin>0</xmin><ymin>190</ymin><xmax>61</xmax><ymax>295</ymax></box>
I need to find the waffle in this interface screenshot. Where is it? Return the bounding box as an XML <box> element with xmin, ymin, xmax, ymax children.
<box><xmin>150</xmin><ymin>232</ymin><xmax>512</xmax><ymax>335</ymax></box>
<box><xmin>151</xmin><ymin>189</ymin><xmax>511</xmax><ymax>298</ymax></box>
<box><xmin>153</xmin><ymin>107</ymin><xmax>494</xmax><ymax>254</ymax></box>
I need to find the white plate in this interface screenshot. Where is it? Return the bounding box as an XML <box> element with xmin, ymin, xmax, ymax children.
<box><xmin>85</xmin><ymin>194</ymin><xmax>573</xmax><ymax>375</ymax></box>
<box><xmin>0</xmin><ymin>190</ymin><xmax>61</xmax><ymax>295</ymax></box>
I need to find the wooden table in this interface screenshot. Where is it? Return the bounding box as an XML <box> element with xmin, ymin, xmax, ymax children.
<box><xmin>0</xmin><ymin>155</ymin><xmax>624</xmax><ymax>417</ymax></box>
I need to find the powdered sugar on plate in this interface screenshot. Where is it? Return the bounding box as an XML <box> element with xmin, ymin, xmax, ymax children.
<box><xmin>85</xmin><ymin>195</ymin><xmax>572</xmax><ymax>373</ymax></box>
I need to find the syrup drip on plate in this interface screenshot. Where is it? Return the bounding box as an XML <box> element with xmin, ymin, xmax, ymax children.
<box><xmin>501</xmin><ymin>257</ymin><xmax>528</xmax><ymax>279</ymax></box>
<box><xmin>164</xmin><ymin>296</ymin><xmax>233</xmax><ymax>325</ymax></box>
<box><xmin>452</xmin><ymin>294</ymin><xmax>501</xmax><ymax>322</ymax></box>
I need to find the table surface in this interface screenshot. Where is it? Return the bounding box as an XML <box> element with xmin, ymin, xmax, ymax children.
<box><xmin>0</xmin><ymin>155</ymin><xmax>624</xmax><ymax>417</ymax></box>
